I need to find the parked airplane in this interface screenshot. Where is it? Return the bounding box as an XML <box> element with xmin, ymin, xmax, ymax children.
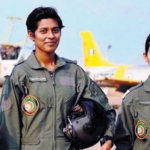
<box><xmin>0</xmin><ymin>44</ymin><xmax>32</xmax><ymax>84</ymax></box>
<box><xmin>0</xmin><ymin>17</ymin><xmax>31</xmax><ymax>85</ymax></box>
<box><xmin>80</xmin><ymin>31</ymin><xmax>150</xmax><ymax>92</ymax></box>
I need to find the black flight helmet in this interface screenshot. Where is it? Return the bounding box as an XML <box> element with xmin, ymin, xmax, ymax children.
<box><xmin>63</xmin><ymin>99</ymin><xmax>108</xmax><ymax>149</ymax></box>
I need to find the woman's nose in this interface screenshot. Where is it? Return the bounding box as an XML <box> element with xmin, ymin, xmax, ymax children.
<box><xmin>47</xmin><ymin>31</ymin><xmax>55</xmax><ymax>38</ymax></box>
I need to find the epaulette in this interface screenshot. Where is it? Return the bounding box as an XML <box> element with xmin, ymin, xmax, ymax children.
<box><xmin>122</xmin><ymin>82</ymin><xmax>143</xmax><ymax>99</ymax></box>
<box><xmin>61</xmin><ymin>57</ymin><xmax>77</xmax><ymax>64</ymax></box>
<box><xmin>15</xmin><ymin>58</ymin><xmax>25</xmax><ymax>66</ymax></box>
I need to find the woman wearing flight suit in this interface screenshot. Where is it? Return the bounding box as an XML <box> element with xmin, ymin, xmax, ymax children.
<box><xmin>0</xmin><ymin>7</ymin><xmax>115</xmax><ymax>150</ymax></box>
<box><xmin>114</xmin><ymin>34</ymin><xmax>150</xmax><ymax>150</ymax></box>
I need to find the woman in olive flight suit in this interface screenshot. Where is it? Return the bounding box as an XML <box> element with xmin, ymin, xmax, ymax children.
<box><xmin>0</xmin><ymin>7</ymin><xmax>115</xmax><ymax>150</ymax></box>
<box><xmin>115</xmin><ymin>34</ymin><xmax>150</xmax><ymax>150</ymax></box>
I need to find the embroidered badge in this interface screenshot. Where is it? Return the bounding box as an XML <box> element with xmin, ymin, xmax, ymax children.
<box><xmin>21</xmin><ymin>95</ymin><xmax>39</xmax><ymax>116</ymax></box>
<box><xmin>135</xmin><ymin>120</ymin><xmax>149</xmax><ymax>140</ymax></box>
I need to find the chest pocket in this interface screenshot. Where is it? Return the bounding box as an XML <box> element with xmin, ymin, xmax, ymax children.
<box><xmin>134</xmin><ymin>100</ymin><xmax>150</xmax><ymax>121</ymax></box>
<box><xmin>27</xmin><ymin>76</ymin><xmax>53</xmax><ymax>107</ymax></box>
<box><xmin>56</xmin><ymin>76</ymin><xmax>76</xmax><ymax>102</ymax></box>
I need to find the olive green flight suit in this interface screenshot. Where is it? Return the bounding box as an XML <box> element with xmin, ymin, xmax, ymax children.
<box><xmin>115</xmin><ymin>75</ymin><xmax>150</xmax><ymax>150</ymax></box>
<box><xmin>0</xmin><ymin>51</ymin><xmax>115</xmax><ymax>150</ymax></box>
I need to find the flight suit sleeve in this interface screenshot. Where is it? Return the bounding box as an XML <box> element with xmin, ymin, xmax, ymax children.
<box><xmin>0</xmin><ymin>75</ymin><xmax>22</xmax><ymax>150</ymax></box>
<box><xmin>76</xmin><ymin>67</ymin><xmax>116</xmax><ymax>143</ymax></box>
<box><xmin>114</xmin><ymin>97</ymin><xmax>135</xmax><ymax>150</ymax></box>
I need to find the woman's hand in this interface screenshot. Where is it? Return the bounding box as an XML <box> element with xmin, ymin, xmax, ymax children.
<box><xmin>100</xmin><ymin>140</ymin><xmax>112</xmax><ymax>150</ymax></box>
<box><xmin>73</xmin><ymin>105</ymin><xmax>83</xmax><ymax>112</ymax></box>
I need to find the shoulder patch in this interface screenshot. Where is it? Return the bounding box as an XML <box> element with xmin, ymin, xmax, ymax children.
<box><xmin>122</xmin><ymin>82</ymin><xmax>143</xmax><ymax>99</ymax></box>
<box><xmin>61</xmin><ymin>57</ymin><xmax>77</xmax><ymax>64</ymax></box>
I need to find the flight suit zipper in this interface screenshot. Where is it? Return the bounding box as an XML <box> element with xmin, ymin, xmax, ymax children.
<box><xmin>50</xmin><ymin>72</ymin><xmax>56</xmax><ymax>150</ymax></box>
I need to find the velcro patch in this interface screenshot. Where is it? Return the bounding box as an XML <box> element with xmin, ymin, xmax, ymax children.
<box><xmin>59</xmin><ymin>76</ymin><xmax>75</xmax><ymax>86</ymax></box>
<box><xmin>29</xmin><ymin>77</ymin><xmax>47</xmax><ymax>82</ymax></box>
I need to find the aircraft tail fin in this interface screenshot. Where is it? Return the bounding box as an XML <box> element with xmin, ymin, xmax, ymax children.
<box><xmin>80</xmin><ymin>31</ymin><xmax>114</xmax><ymax>67</ymax></box>
<box><xmin>114</xmin><ymin>65</ymin><xmax>128</xmax><ymax>79</ymax></box>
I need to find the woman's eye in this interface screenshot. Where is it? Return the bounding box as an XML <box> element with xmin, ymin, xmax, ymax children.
<box><xmin>40</xmin><ymin>29</ymin><xmax>47</xmax><ymax>33</ymax></box>
<box><xmin>52</xmin><ymin>28</ymin><xmax>60</xmax><ymax>33</ymax></box>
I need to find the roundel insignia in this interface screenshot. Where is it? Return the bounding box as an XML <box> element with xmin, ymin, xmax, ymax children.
<box><xmin>135</xmin><ymin>120</ymin><xmax>149</xmax><ymax>140</ymax></box>
<box><xmin>21</xmin><ymin>95</ymin><xmax>39</xmax><ymax>116</ymax></box>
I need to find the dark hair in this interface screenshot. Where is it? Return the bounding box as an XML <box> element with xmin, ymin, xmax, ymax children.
<box><xmin>145</xmin><ymin>34</ymin><xmax>150</xmax><ymax>55</ymax></box>
<box><xmin>26</xmin><ymin>7</ymin><xmax>64</xmax><ymax>33</ymax></box>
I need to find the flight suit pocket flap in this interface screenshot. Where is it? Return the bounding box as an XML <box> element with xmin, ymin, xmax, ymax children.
<box><xmin>22</xmin><ymin>137</ymin><xmax>40</xmax><ymax>145</ymax></box>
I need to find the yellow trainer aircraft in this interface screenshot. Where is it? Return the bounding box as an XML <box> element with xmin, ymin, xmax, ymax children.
<box><xmin>80</xmin><ymin>31</ymin><xmax>150</xmax><ymax>91</ymax></box>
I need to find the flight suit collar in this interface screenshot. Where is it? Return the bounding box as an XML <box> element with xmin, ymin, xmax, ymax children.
<box><xmin>55</xmin><ymin>55</ymin><xmax>66</xmax><ymax>69</ymax></box>
<box><xmin>26</xmin><ymin>51</ymin><xmax>66</xmax><ymax>70</ymax></box>
<box><xmin>26</xmin><ymin>51</ymin><xmax>43</xmax><ymax>69</ymax></box>
<box><xmin>143</xmin><ymin>75</ymin><xmax>150</xmax><ymax>92</ymax></box>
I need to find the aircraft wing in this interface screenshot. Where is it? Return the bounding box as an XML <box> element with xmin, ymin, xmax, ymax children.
<box><xmin>95</xmin><ymin>77</ymin><xmax>140</xmax><ymax>87</ymax></box>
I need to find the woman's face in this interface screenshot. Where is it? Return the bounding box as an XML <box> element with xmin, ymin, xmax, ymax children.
<box><xmin>143</xmin><ymin>48</ymin><xmax>150</xmax><ymax>65</ymax></box>
<box><xmin>29</xmin><ymin>18</ymin><xmax>61</xmax><ymax>54</ymax></box>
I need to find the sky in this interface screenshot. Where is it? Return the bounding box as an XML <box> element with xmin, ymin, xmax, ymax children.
<box><xmin>0</xmin><ymin>0</ymin><xmax>150</xmax><ymax>66</ymax></box>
